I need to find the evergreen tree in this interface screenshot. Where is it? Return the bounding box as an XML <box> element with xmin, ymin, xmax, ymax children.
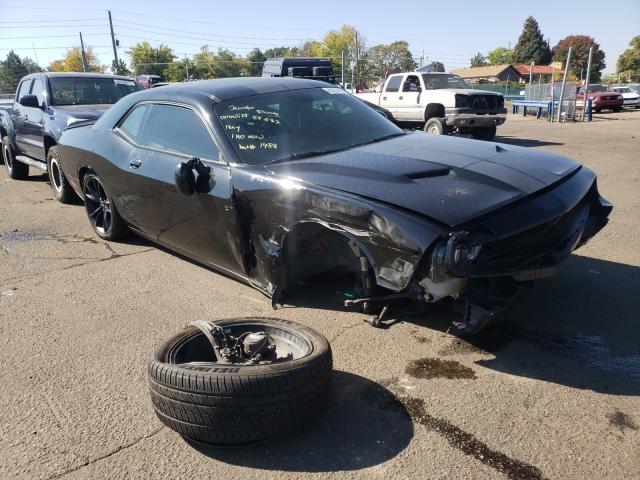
<box><xmin>511</xmin><ymin>16</ymin><xmax>552</xmax><ymax>65</ymax></box>
<box><xmin>470</xmin><ymin>52</ymin><xmax>487</xmax><ymax>68</ymax></box>
<box><xmin>0</xmin><ymin>51</ymin><xmax>29</xmax><ymax>92</ymax></box>
<box><xmin>429</xmin><ymin>61</ymin><xmax>445</xmax><ymax>72</ymax></box>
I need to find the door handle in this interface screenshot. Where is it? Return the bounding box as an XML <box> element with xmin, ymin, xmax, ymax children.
<box><xmin>129</xmin><ymin>159</ymin><xmax>142</xmax><ymax>169</ymax></box>
<box><xmin>382</xmin><ymin>96</ymin><xmax>387</xmax><ymax>100</ymax></box>
<box><xmin>399</xmin><ymin>96</ymin><xmax>404</xmax><ymax>100</ymax></box>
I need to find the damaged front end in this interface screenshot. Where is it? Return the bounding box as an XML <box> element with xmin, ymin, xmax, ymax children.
<box><xmin>417</xmin><ymin>178</ymin><xmax>612</xmax><ymax>334</ymax></box>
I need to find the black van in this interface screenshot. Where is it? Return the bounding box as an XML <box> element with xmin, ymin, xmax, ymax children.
<box><xmin>261</xmin><ymin>57</ymin><xmax>335</xmax><ymax>83</ymax></box>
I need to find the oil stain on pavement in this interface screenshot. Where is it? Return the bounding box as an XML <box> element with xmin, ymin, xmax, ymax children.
<box><xmin>360</xmin><ymin>379</ymin><xmax>545</xmax><ymax>480</ymax></box>
<box><xmin>607</xmin><ymin>410</ymin><xmax>638</xmax><ymax>432</ymax></box>
<box><xmin>405</xmin><ymin>357</ymin><xmax>477</xmax><ymax>379</ymax></box>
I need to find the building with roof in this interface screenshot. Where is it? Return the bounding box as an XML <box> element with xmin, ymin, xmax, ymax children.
<box><xmin>513</xmin><ymin>63</ymin><xmax>564</xmax><ymax>83</ymax></box>
<box><xmin>451</xmin><ymin>65</ymin><xmax>521</xmax><ymax>84</ymax></box>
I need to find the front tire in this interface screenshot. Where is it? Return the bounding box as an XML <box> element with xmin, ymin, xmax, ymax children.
<box><xmin>47</xmin><ymin>146</ymin><xmax>77</xmax><ymax>204</ymax></box>
<box><xmin>2</xmin><ymin>136</ymin><xmax>29</xmax><ymax>180</ymax></box>
<box><xmin>472</xmin><ymin>126</ymin><xmax>497</xmax><ymax>141</ymax></box>
<box><xmin>424</xmin><ymin>117</ymin><xmax>448</xmax><ymax>135</ymax></box>
<box><xmin>82</xmin><ymin>173</ymin><xmax>128</xmax><ymax>240</ymax></box>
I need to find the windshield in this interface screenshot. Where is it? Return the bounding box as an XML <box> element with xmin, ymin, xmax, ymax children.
<box><xmin>421</xmin><ymin>74</ymin><xmax>469</xmax><ymax>90</ymax></box>
<box><xmin>49</xmin><ymin>77</ymin><xmax>141</xmax><ymax>106</ymax></box>
<box><xmin>215</xmin><ymin>87</ymin><xmax>403</xmax><ymax>165</ymax></box>
<box><xmin>587</xmin><ymin>84</ymin><xmax>609</xmax><ymax>93</ymax></box>
<box><xmin>614</xmin><ymin>87</ymin><xmax>631</xmax><ymax>93</ymax></box>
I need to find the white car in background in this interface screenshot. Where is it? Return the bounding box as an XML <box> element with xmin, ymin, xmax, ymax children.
<box><xmin>611</xmin><ymin>86</ymin><xmax>640</xmax><ymax>108</ymax></box>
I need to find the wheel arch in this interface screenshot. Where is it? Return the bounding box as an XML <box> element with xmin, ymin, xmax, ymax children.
<box><xmin>275</xmin><ymin>220</ymin><xmax>379</xmax><ymax>296</ymax></box>
<box><xmin>424</xmin><ymin>103</ymin><xmax>445</xmax><ymax>121</ymax></box>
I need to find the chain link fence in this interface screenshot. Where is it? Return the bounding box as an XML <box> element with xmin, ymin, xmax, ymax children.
<box><xmin>0</xmin><ymin>93</ymin><xmax>15</xmax><ymax>112</ymax></box>
<box><xmin>525</xmin><ymin>81</ymin><xmax>578</xmax><ymax>120</ymax></box>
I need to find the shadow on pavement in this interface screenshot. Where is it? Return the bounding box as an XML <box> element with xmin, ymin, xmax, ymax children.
<box><xmin>396</xmin><ymin>255</ymin><xmax>640</xmax><ymax>396</ymax></box>
<box><xmin>187</xmin><ymin>371</ymin><xmax>414</xmax><ymax>471</ymax></box>
<box><xmin>495</xmin><ymin>136</ymin><xmax>564</xmax><ymax>147</ymax></box>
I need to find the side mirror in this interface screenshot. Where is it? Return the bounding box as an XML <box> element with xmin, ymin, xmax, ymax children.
<box><xmin>175</xmin><ymin>162</ymin><xmax>196</xmax><ymax>195</ymax></box>
<box><xmin>19</xmin><ymin>94</ymin><xmax>41</xmax><ymax>109</ymax></box>
<box><xmin>175</xmin><ymin>157</ymin><xmax>212</xmax><ymax>196</ymax></box>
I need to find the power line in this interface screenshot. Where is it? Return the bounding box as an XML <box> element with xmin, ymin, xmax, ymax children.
<box><xmin>0</xmin><ymin>45</ymin><xmax>112</xmax><ymax>51</ymax></box>
<box><xmin>0</xmin><ymin>18</ymin><xmax>104</xmax><ymax>23</ymax></box>
<box><xmin>114</xmin><ymin>28</ymin><xmax>300</xmax><ymax>48</ymax></box>
<box><xmin>0</xmin><ymin>33</ymin><xmax>111</xmax><ymax>40</ymax></box>
<box><xmin>115</xmin><ymin>19</ymin><xmax>309</xmax><ymax>42</ymax></box>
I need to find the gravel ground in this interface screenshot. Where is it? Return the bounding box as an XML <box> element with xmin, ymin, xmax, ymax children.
<box><xmin>1</xmin><ymin>109</ymin><xmax>639</xmax><ymax>480</ymax></box>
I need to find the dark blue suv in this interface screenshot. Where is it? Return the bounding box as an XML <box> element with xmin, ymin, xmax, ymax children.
<box><xmin>0</xmin><ymin>72</ymin><xmax>140</xmax><ymax>202</ymax></box>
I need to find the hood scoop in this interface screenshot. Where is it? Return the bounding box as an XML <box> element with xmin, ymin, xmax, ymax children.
<box><xmin>404</xmin><ymin>167</ymin><xmax>450</xmax><ymax>180</ymax></box>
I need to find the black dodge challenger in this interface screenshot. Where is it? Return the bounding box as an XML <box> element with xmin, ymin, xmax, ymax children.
<box><xmin>58</xmin><ymin>78</ymin><xmax>611</xmax><ymax>333</ymax></box>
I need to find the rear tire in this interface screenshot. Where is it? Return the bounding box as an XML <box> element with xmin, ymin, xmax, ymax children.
<box><xmin>82</xmin><ymin>172</ymin><xmax>128</xmax><ymax>241</ymax></box>
<box><xmin>424</xmin><ymin>117</ymin><xmax>448</xmax><ymax>135</ymax></box>
<box><xmin>472</xmin><ymin>126</ymin><xmax>497</xmax><ymax>141</ymax></box>
<box><xmin>2</xmin><ymin>136</ymin><xmax>29</xmax><ymax>180</ymax></box>
<box><xmin>47</xmin><ymin>146</ymin><xmax>77</xmax><ymax>204</ymax></box>
<box><xmin>148</xmin><ymin>317</ymin><xmax>332</xmax><ymax>445</ymax></box>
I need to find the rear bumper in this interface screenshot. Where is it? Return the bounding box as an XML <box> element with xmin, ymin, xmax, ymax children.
<box><xmin>445</xmin><ymin>107</ymin><xmax>507</xmax><ymax>127</ymax></box>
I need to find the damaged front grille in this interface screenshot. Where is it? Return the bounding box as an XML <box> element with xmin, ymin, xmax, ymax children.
<box><xmin>441</xmin><ymin>198</ymin><xmax>592</xmax><ymax>278</ymax></box>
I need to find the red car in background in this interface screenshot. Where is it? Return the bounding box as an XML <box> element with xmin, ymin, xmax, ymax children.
<box><xmin>136</xmin><ymin>74</ymin><xmax>162</xmax><ymax>89</ymax></box>
<box><xmin>576</xmin><ymin>84</ymin><xmax>624</xmax><ymax>112</ymax></box>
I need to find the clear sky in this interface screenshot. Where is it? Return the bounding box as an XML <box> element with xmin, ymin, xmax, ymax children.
<box><xmin>1</xmin><ymin>0</ymin><xmax>638</xmax><ymax>74</ymax></box>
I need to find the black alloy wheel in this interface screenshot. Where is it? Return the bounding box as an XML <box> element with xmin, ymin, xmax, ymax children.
<box><xmin>82</xmin><ymin>173</ymin><xmax>127</xmax><ymax>240</ymax></box>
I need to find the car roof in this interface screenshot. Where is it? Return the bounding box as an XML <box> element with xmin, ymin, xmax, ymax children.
<box><xmin>23</xmin><ymin>72</ymin><xmax>136</xmax><ymax>81</ymax></box>
<box><xmin>131</xmin><ymin>76</ymin><xmax>333</xmax><ymax>103</ymax></box>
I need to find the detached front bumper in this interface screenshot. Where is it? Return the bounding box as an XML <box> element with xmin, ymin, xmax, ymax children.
<box><xmin>445</xmin><ymin>107</ymin><xmax>507</xmax><ymax>128</ymax></box>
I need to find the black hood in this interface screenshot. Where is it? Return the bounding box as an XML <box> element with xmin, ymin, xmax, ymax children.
<box><xmin>52</xmin><ymin>104</ymin><xmax>112</xmax><ymax>121</ymax></box>
<box><xmin>267</xmin><ymin>132</ymin><xmax>580</xmax><ymax>227</ymax></box>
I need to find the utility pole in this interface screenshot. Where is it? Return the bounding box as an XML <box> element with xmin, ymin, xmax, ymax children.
<box><xmin>79</xmin><ymin>32</ymin><xmax>89</xmax><ymax>72</ymax></box>
<box><xmin>341</xmin><ymin>50</ymin><xmax>345</xmax><ymax>86</ymax></box>
<box><xmin>581</xmin><ymin>47</ymin><xmax>593</xmax><ymax>122</ymax></box>
<box><xmin>184</xmin><ymin>54</ymin><xmax>189</xmax><ymax>81</ymax></box>
<box><xmin>32</xmin><ymin>42</ymin><xmax>39</xmax><ymax>65</ymax></box>
<box><xmin>529</xmin><ymin>61</ymin><xmax>534</xmax><ymax>86</ymax></box>
<box><xmin>108</xmin><ymin>11</ymin><xmax>119</xmax><ymax>73</ymax></box>
<box><xmin>354</xmin><ymin>32</ymin><xmax>359</xmax><ymax>87</ymax></box>
<box><xmin>556</xmin><ymin>46</ymin><xmax>572</xmax><ymax>122</ymax></box>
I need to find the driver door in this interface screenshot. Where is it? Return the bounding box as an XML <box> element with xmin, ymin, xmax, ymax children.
<box><xmin>114</xmin><ymin>102</ymin><xmax>246</xmax><ymax>275</ymax></box>
<box><xmin>395</xmin><ymin>74</ymin><xmax>423</xmax><ymax>121</ymax></box>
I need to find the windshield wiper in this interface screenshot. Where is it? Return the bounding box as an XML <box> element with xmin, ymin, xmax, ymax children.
<box><xmin>360</xmin><ymin>132</ymin><xmax>405</xmax><ymax>146</ymax></box>
<box><xmin>266</xmin><ymin>147</ymin><xmax>347</xmax><ymax>165</ymax></box>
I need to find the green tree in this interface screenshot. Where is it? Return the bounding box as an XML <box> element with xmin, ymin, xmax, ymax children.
<box><xmin>246</xmin><ymin>48</ymin><xmax>266</xmax><ymax>76</ymax></box>
<box><xmin>617</xmin><ymin>36</ymin><xmax>640</xmax><ymax>82</ymax></box>
<box><xmin>299</xmin><ymin>40</ymin><xmax>324</xmax><ymax>57</ymax></box>
<box><xmin>429</xmin><ymin>61</ymin><xmax>445</xmax><ymax>72</ymax></box>
<box><xmin>470</xmin><ymin>52</ymin><xmax>488</xmax><ymax>68</ymax></box>
<box><xmin>322</xmin><ymin>25</ymin><xmax>366</xmax><ymax>77</ymax></box>
<box><xmin>487</xmin><ymin>47</ymin><xmax>511</xmax><ymax>65</ymax></box>
<box><xmin>263</xmin><ymin>46</ymin><xmax>300</xmax><ymax>59</ymax></box>
<box><xmin>190</xmin><ymin>46</ymin><xmax>245</xmax><ymax>79</ymax></box>
<box><xmin>552</xmin><ymin>35</ymin><xmax>605</xmax><ymax>82</ymax></box>
<box><xmin>48</xmin><ymin>46</ymin><xmax>105</xmax><ymax>73</ymax></box>
<box><xmin>364</xmin><ymin>41</ymin><xmax>415</xmax><ymax>79</ymax></box>
<box><xmin>164</xmin><ymin>58</ymin><xmax>192</xmax><ymax>82</ymax></box>
<box><xmin>0</xmin><ymin>51</ymin><xmax>32</xmax><ymax>92</ymax></box>
<box><xmin>127</xmin><ymin>41</ymin><xmax>175</xmax><ymax>77</ymax></box>
<box><xmin>111</xmin><ymin>58</ymin><xmax>130</xmax><ymax>76</ymax></box>
<box><xmin>511</xmin><ymin>16</ymin><xmax>551</xmax><ymax>65</ymax></box>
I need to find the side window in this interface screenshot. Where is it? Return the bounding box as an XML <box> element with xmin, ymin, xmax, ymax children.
<box><xmin>30</xmin><ymin>78</ymin><xmax>45</xmax><ymax>105</ymax></box>
<box><xmin>16</xmin><ymin>80</ymin><xmax>32</xmax><ymax>101</ymax></box>
<box><xmin>137</xmin><ymin>104</ymin><xmax>219</xmax><ymax>160</ymax></box>
<box><xmin>402</xmin><ymin>75</ymin><xmax>420</xmax><ymax>92</ymax></box>
<box><xmin>385</xmin><ymin>76</ymin><xmax>402</xmax><ymax>93</ymax></box>
<box><xmin>120</xmin><ymin>104</ymin><xmax>150</xmax><ymax>143</ymax></box>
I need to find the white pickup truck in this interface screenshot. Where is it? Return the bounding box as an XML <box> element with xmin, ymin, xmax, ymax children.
<box><xmin>356</xmin><ymin>72</ymin><xmax>507</xmax><ymax>140</ymax></box>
